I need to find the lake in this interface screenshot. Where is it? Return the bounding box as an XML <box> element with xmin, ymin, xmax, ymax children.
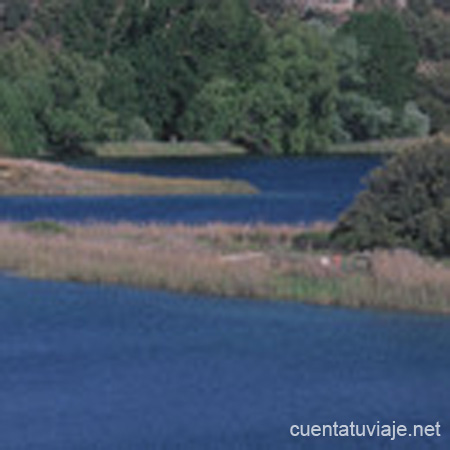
<box><xmin>0</xmin><ymin>275</ymin><xmax>448</xmax><ymax>449</ymax></box>
<box><xmin>0</xmin><ymin>156</ymin><xmax>380</xmax><ymax>223</ymax></box>
<box><xmin>0</xmin><ymin>155</ymin><xmax>448</xmax><ymax>449</ymax></box>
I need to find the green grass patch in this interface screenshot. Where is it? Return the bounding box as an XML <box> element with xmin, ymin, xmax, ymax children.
<box><xmin>18</xmin><ymin>220</ymin><xmax>69</xmax><ymax>235</ymax></box>
<box><xmin>330</xmin><ymin>136</ymin><xmax>433</xmax><ymax>155</ymax></box>
<box><xmin>94</xmin><ymin>141</ymin><xmax>247</xmax><ymax>158</ymax></box>
<box><xmin>273</xmin><ymin>275</ymin><xmax>345</xmax><ymax>301</ymax></box>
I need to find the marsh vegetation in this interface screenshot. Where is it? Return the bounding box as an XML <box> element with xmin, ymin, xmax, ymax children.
<box><xmin>0</xmin><ymin>221</ymin><xmax>449</xmax><ymax>314</ymax></box>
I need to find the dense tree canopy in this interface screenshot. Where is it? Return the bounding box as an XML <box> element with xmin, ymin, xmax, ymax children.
<box><xmin>339</xmin><ymin>10</ymin><xmax>418</xmax><ymax>111</ymax></box>
<box><xmin>0</xmin><ymin>0</ymin><xmax>439</xmax><ymax>157</ymax></box>
<box><xmin>332</xmin><ymin>140</ymin><xmax>450</xmax><ymax>256</ymax></box>
<box><xmin>181</xmin><ymin>19</ymin><xmax>337</xmax><ymax>154</ymax></box>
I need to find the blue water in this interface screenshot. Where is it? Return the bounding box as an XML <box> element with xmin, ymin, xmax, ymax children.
<box><xmin>0</xmin><ymin>156</ymin><xmax>380</xmax><ymax>223</ymax></box>
<box><xmin>0</xmin><ymin>275</ymin><xmax>448</xmax><ymax>449</ymax></box>
<box><xmin>1</xmin><ymin>155</ymin><xmax>449</xmax><ymax>449</ymax></box>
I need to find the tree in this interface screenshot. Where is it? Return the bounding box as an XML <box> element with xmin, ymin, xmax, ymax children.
<box><xmin>0</xmin><ymin>35</ymin><xmax>51</xmax><ymax>156</ymax></box>
<box><xmin>44</xmin><ymin>51</ymin><xmax>118</xmax><ymax>152</ymax></box>
<box><xmin>256</xmin><ymin>19</ymin><xmax>338</xmax><ymax>153</ymax></box>
<box><xmin>182</xmin><ymin>19</ymin><xmax>338</xmax><ymax>154</ymax></box>
<box><xmin>402</xmin><ymin>7</ymin><xmax>450</xmax><ymax>61</ymax></box>
<box><xmin>335</xmin><ymin>92</ymin><xmax>393</xmax><ymax>141</ymax></box>
<box><xmin>332</xmin><ymin>139</ymin><xmax>450</xmax><ymax>255</ymax></box>
<box><xmin>60</xmin><ymin>0</ymin><xmax>129</xmax><ymax>57</ymax></box>
<box><xmin>2</xmin><ymin>0</ymin><xmax>31</xmax><ymax>32</ymax></box>
<box><xmin>179</xmin><ymin>78</ymin><xmax>241</xmax><ymax>142</ymax></box>
<box><xmin>248</xmin><ymin>0</ymin><xmax>308</xmax><ymax>21</ymax></box>
<box><xmin>99</xmin><ymin>54</ymin><xmax>141</xmax><ymax>138</ymax></box>
<box><xmin>415</xmin><ymin>61</ymin><xmax>450</xmax><ymax>133</ymax></box>
<box><xmin>340</xmin><ymin>10</ymin><xmax>418</xmax><ymax>111</ymax></box>
<box><xmin>0</xmin><ymin>81</ymin><xmax>44</xmax><ymax>156</ymax></box>
<box><xmin>126</xmin><ymin>0</ymin><xmax>266</xmax><ymax>140</ymax></box>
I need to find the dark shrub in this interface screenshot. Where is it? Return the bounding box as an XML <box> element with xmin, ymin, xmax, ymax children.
<box><xmin>20</xmin><ymin>221</ymin><xmax>69</xmax><ymax>235</ymax></box>
<box><xmin>292</xmin><ymin>231</ymin><xmax>333</xmax><ymax>252</ymax></box>
<box><xmin>331</xmin><ymin>139</ymin><xmax>450</xmax><ymax>256</ymax></box>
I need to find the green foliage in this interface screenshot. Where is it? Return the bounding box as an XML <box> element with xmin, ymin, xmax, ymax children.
<box><xmin>246</xmin><ymin>20</ymin><xmax>337</xmax><ymax>153</ymax></box>
<box><xmin>332</xmin><ymin>140</ymin><xmax>450</xmax><ymax>256</ymax></box>
<box><xmin>416</xmin><ymin>61</ymin><xmax>450</xmax><ymax>133</ymax></box>
<box><xmin>61</xmin><ymin>0</ymin><xmax>128</xmax><ymax>57</ymax></box>
<box><xmin>20</xmin><ymin>220</ymin><xmax>69</xmax><ymax>235</ymax></box>
<box><xmin>45</xmin><ymin>52</ymin><xmax>118</xmax><ymax>152</ymax></box>
<box><xmin>335</xmin><ymin>92</ymin><xmax>393</xmax><ymax>141</ymax></box>
<box><xmin>400</xmin><ymin>3</ymin><xmax>450</xmax><ymax>133</ymax></box>
<box><xmin>397</xmin><ymin>101</ymin><xmax>430</xmax><ymax>137</ymax></box>
<box><xmin>409</xmin><ymin>0</ymin><xmax>433</xmax><ymax>16</ymax></box>
<box><xmin>0</xmin><ymin>0</ymin><xmax>431</xmax><ymax>156</ymax></box>
<box><xmin>31</xmin><ymin>0</ymin><xmax>68</xmax><ymax>38</ymax></box>
<box><xmin>340</xmin><ymin>10</ymin><xmax>418</xmax><ymax>110</ymax></box>
<box><xmin>0</xmin><ymin>33</ymin><xmax>119</xmax><ymax>155</ymax></box>
<box><xmin>402</xmin><ymin>8</ymin><xmax>450</xmax><ymax>61</ymax></box>
<box><xmin>182</xmin><ymin>19</ymin><xmax>338</xmax><ymax>154</ymax></box>
<box><xmin>180</xmin><ymin>78</ymin><xmax>241</xmax><ymax>142</ymax></box>
<box><xmin>0</xmin><ymin>34</ymin><xmax>51</xmax><ymax>83</ymax></box>
<box><xmin>248</xmin><ymin>0</ymin><xmax>306</xmax><ymax>22</ymax></box>
<box><xmin>292</xmin><ymin>230</ymin><xmax>332</xmax><ymax>251</ymax></box>
<box><xmin>2</xmin><ymin>0</ymin><xmax>31</xmax><ymax>31</ymax></box>
<box><xmin>236</xmin><ymin>80</ymin><xmax>297</xmax><ymax>154</ymax></box>
<box><xmin>126</xmin><ymin>0</ymin><xmax>266</xmax><ymax>140</ymax></box>
<box><xmin>0</xmin><ymin>81</ymin><xmax>44</xmax><ymax>156</ymax></box>
<box><xmin>124</xmin><ymin>117</ymin><xmax>154</xmax><ymax>142</ymax></box>
<box><xmin>99</xmin><ymin>55</ymin><xmax>139</xmax><ymax>120</ymax></box>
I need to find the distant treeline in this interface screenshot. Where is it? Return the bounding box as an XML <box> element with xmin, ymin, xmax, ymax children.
<box><xmin>0</xmin><ymin>0</ymin><xmax>448</xmax><ymax>157</ymax></box>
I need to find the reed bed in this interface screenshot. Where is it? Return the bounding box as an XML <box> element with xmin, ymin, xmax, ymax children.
<box><xmin>0</xmin><ymin>221</ymin><xmax>449</xmax><ymax>314</ymax></box>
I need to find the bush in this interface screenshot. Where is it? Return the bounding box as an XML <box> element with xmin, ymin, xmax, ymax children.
<box><xmin>20</xmin><ymin>220</ymin><xmax>69</xmax><ymax>235</ymax></box>
<box><xmin>124</xmin><ymin>117</ymin><xmax>154</xmax><ymax>142</ymax></box>
<box><xmin>396</xmin><ymin>101</ymin><xmax>430</xmax><ymax>138</ymax></box>
<box><xmin>3</xmin><ymin>0</ymin><xmax>31</xmax><ymax>31</ymax></box>
<box><xmin>0</xmin><ymin>81</ymin><xmax>44</xmax><ymax>156</ymax></box>
<box><xmin>331</xmin><ymin>139</ymin><xmax>450</xmax><ymax>256</ymax></box>
<box><xmin>292</xmin><ymin>230</ymin><xmax>332</xmax><ymax>251</ymax></box>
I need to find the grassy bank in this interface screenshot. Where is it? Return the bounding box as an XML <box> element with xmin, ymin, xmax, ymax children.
<box><xmin>0</xmin><ymin>158</ymin><xmax>257</xmax><ymax>195</ymax></box>
<box><xmin>93</xmin><ymin>141</ymin><xmax>247</xmax><ymax>158</ymax></box>
<box><xmin>330</xmin><ymin>134</ymin><xmax>450</xmax><ymax>155</ymax></box>
<box><xmin>93</xmin><ymin>135</ymin><xmax>450</xmax><ymax>159</ymax></box>
<box><xmin>94</xmin><ymin>138</ymin><xmax>428</xmax><ymax>159</ymax></box>
<box><xmin>0</xmin><ymin>221</ymin><xmax>449</xmax><ymax>314</ymax></box>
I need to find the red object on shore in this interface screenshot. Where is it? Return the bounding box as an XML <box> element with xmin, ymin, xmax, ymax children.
<box><xmin>333</xmin><ymin>254</ymin><xmax>343</xmax><ymax>269</ymax></box>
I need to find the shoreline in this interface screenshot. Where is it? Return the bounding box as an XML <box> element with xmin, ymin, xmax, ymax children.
<box><xmin>90</xmin><ymin>136</ymin><xmax>448</xmax><ymax>159</ymax></box>
<box><xmin>92</xmin><ymin>141</ymin><xmax>247</xmax><ymax>158</ymax></box>
<box><xmin>0</xmin><ymin>158</ymin><xmax>257</xmax><ymax>195</ymax></box>
<box><xmin>0</xmin><ymin>221</ymin><xmax>448</xmax><ymax>315</ymax></box>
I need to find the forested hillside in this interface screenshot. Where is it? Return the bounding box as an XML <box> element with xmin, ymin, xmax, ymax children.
<box><xmin>0</xmin><ymin>0</ymin><xmax>448</xmax><ymax>157</ymax></box>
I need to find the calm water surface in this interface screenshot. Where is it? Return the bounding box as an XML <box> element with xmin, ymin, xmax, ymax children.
<box><xmin>0</xmin><ymin>156</ymin><xmax>380</xmax><ymax>223</ymax></box>
<box><xmin>0</xmin><ymin>275</ymin><xmax>448</xmax><ymax>449</ymax></box>
<box><xmin>1</xmin><ymin>156</ymin><xmax>448</xmax><ymax>449</ymax></box>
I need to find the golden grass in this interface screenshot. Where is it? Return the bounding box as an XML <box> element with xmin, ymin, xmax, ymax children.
<box><xmin>0</xmin><ymin>158</ymin><xmax>257</xmax><ymax>195</ymax></box>
<box><xmin>94</xmin><ymin>141</ymin><xmax>246</xmax><ymax>158</ymax></box>
<box><xmin>330</xmin><ymin>135</ymin><xmax>450</xmax><ymax>155</ymax></box>
<box><xmin>0</xmin><ymin>221</ymin><xmax>449</xmax><ymax>314</ymax></box>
